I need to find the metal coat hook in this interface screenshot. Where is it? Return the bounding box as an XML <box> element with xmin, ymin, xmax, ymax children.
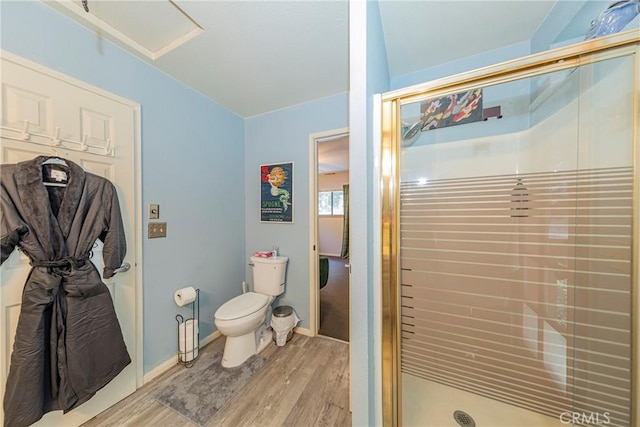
<box><xmin>82</xmin><ymin>0</ymin><xmax>89</xmax><ymax>13</ymax></box>
<box><xmin>50</xmin><ymin>127</ymin><xmax>61</xmax><ymax>146</ymax></box>
<box><xmin>80</xmin><ymin>134</ymin><xmax>89</xmax><ymax>151</ymax></box>
<box><xmin>22</xmin><ymin>120</ymin><xmax>30</xmax><ymax>140</ymax></box>
<box><xmin>104</xmin><ymin>138</ymin><xmax>112</xmax><ymax>155</ymax></box>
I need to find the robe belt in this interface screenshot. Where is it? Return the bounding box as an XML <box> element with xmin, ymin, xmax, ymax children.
<box><xmin>30</xmin><ymin>254</ymin><xmax>91</xmax><ymax>269</ymax></box>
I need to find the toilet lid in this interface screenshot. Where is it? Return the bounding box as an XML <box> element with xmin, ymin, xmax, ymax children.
<box><xmin>215</xmin><ymin>292</ymin><xmax>269</xmax><ymax>320</ymax></box>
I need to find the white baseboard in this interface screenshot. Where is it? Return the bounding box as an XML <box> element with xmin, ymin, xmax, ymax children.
<box><xmin>143</xmin><ymin>354</ymin><xmax>177</xmax><ymax>385</ymax></box>
<box><xmin>200</xmin><ymin>330</ymin><xmax>221</xmax><ymax>347</ymax></box>
<box><xmin>316</xmin><ymin>334</ymin><xmax>348</xmax><ymax>344</ymax></box>
<box><xmin>294</xmin><ymin>326</ymin><xmax>314</xmax><ymax>337</ymax></box>
<box><xmin>143</xmin><ymin>330</ymin><xmax>221</xmax><ymax>384</ymax></box>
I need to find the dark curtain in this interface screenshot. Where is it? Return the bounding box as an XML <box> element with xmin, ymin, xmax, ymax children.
<box><xmin>340</xmin><ymin>184</ymin><xmax>349</xmax><ymax>258</ymax></box>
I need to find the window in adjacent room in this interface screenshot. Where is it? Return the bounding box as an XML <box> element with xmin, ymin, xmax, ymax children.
<box><xmin>318</xmin><ymin>190</ymin><xmax>344</xmax><ymax>215</ymax></box>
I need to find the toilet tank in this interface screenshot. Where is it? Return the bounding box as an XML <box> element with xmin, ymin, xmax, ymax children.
<box><xmin>250</xmin><ymin>256</ymin><xmax>288</xmax><ymax>296</ymax></box>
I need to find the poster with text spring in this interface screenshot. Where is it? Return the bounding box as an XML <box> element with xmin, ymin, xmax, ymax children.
<box><xmin>260</xmin><ymin>162</ymin><xmax>294</xmax><ymax>223</ymax></box>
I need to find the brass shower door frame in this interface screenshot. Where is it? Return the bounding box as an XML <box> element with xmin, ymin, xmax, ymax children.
<box><xmin>380</xmin><ymin>30</ymin><xmax>640</xmax><ymax>427</ymax></box>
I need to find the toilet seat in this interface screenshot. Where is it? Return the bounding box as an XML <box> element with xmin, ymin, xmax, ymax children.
<box><xmin>215</xmin><ymin>292</ymin><xmax>269</xmax><ymax>321</ymax></box>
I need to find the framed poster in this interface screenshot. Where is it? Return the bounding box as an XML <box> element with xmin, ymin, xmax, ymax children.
<box><xmin>260</xmin><ymin>162</ymin><xmax>294</xmax><ymax>223</ymax></box>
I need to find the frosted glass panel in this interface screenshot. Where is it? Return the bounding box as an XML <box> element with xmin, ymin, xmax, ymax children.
<box><xmin>399</xmin><ymin>55</ymin><xmax>633</xmax><ymax>427</ymax></box>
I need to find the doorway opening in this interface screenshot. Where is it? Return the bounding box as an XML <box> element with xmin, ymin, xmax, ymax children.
<box><xmin>309</xmin><ymin>128</ymin><xmax>349</xmax><ymax>342</ymax></box>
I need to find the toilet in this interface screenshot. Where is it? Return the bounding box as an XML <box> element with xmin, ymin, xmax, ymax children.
<box><xmin>214</xmin><ymin>255</ymin><xmax>288</xmax><ymax>368</ymax></box>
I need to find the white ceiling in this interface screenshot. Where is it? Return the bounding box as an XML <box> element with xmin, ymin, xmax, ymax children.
<box><xmin>378</xmin><ymin>1</ymin><xmax>557</xmax><ymax>76</ymax></box>
<box><xmin>44</xmin><ymin>0</ymin><xmax>584</xmax><ymax>119</ymax></box>
<box><xmin>317</xmin><ymin>135</ymin><xmax>349</xmax><ymax>174</ymax></box>
<box><xmin>44</xmin><ymin>0</ymin><xmax>616</xmax><ymax>173</ymax></box>
<box><xmin>156</xmin><ymin>0</ymin><xmax>349</xmax><ymax>118</ymax></box>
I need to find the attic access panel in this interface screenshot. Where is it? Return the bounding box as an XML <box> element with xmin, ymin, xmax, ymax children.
<box><xmin>47</xmin><ymin>0</ymin><xmax>203</xmax><ymax>60</ymax></box>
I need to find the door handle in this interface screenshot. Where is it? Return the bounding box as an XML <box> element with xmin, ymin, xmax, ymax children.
<box><xmin>344</xmin><ymin>263</ymin><xmax>351</xmax><ymax>274</ymax></box>
<box><xmin>114</xmin><ymin>262</ymin><xmax>131</xmax><ymax>274</ymax></box>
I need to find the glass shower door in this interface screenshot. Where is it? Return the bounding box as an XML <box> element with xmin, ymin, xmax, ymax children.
<box><xmin>397</xmin><ymin>52</ymin><xmax>635</xmax><ymax>427</ymax></box>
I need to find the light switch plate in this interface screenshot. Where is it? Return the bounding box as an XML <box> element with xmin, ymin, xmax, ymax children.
<box><xmin>148</xmin><ymin>222</ymin><xmax>167</xmax><ymax>238</ymax></box>
<box><xmin>149</xmin><ymin>204</ymin><xmax>160</xmax><ymax>219</ymax></box>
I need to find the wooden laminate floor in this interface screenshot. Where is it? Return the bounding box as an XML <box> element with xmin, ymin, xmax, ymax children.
<box><xmin>82</xmin><ymin>334</ymin><xmax>351</xmax><ymax>427</ymax></box>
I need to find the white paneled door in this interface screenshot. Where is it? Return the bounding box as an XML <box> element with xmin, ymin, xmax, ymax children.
<box><xmin>0</xmin><ymin>52</ymin><xmax>139</xmax><ymax>426</ymax></box>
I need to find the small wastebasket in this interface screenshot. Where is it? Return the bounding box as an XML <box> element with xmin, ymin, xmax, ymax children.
<box><xmin>271</xmin><ymin>305</ymin><xmax>299</xmax><ymax>346</ymax></box>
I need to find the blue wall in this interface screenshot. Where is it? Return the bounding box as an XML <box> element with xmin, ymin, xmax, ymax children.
<box><xmin>531</xmin><ymin>0</ymin><xmax>592</xmax><ymax>52</ymax></box>
<box><xmin>1</xmin><ymin>1</ymin><xmax>247</xmax><ymax>373</ymax></box>
<box><xmin>350</xmin><ymin>1</ymin><xmax>390</xmax><ymax>425</ymax></box>
<box><xmin>391</xmin><ymin>41</ymin><xmax>530</xmax><ymax>90</ymax></box>
<box><xmin>6</xmin><ymin>0</ymin><xmax>632</xmax><ymax>420</ymax></box>
<box><xmin>365</xmin><ymin>1</ymin><xmax>640</xmax><ymax>424</ymax></box>
<box><xmin>392</xmin><ymin>1</ymin><xmax>640</xmax><ymax>92</ymax></box>
<box><xmin>244</xmin><ymin>93</ymin><xmax>348</xmax><ymax>327</ymax></box>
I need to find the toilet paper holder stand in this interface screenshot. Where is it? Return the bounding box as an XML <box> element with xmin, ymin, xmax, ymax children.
<box><xmin>175</xmin><ymin>288</ymin><xmax>200</xmax><ymax>367</ymax></box>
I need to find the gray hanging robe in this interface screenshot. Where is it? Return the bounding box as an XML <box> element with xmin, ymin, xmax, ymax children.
<box><xmin>0</xmin><ymin>156</ymin><xmax>130</xmax><ymax>427</ymax></box>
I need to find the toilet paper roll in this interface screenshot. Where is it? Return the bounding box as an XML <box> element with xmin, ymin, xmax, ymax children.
<box><xmin>178</xmin><ymin>319</ymin><xmax>199</xmax><ymax>342</ymax></box>
<box><xmin>174</xmin><ymin>286</ymin><xmax>197</xmax><ymax>306</ymax></box>
<box><xmin>179</xmin><ymin>340</ymin><xmax>198</xmax><ymax>362</ymax></box>
<box><xmin>178</xmin><ymin>319</ymin><xmax>199</xmax><ymax>362</ymax></box>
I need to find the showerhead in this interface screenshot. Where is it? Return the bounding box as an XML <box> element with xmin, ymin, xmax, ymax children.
<box><xmin>401</xmin><ymin>120</ymin><xmax>423</xmax><ymax>147</ymax></box>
